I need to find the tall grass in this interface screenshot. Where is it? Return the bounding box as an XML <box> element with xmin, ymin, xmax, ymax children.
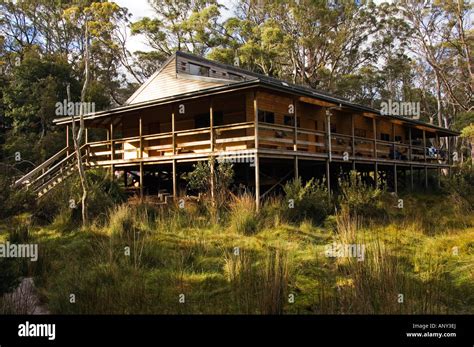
<box><xmin>228</xmin><ymin>194</ymin><xmax>258</xmax><ymax>235</ymax></box>
<box><xmin>18</xmin><ymin>172</ymin><xmax>474</xmax><ymax>315</ymax></box>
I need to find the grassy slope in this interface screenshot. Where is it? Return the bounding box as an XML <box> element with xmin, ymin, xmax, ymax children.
<box><xmin>3</xmin><ymin>192</ymin><xmax>473</xmax><ymax>314</ymax></box>
<box><xmin>18</xmin><ymin>191</ymin><xmax>472</xmax><ymax>315</ymax></box>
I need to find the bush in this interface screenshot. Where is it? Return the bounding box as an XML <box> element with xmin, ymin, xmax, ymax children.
<box><xmin>283</xmin><ymin>177</ymin><xmax>331</xmax><ymax>225</ymax></box>
<box><xmin>338</xmin><ymin>170</ymin><xmax>386</xmax><ymax>218</ymax></box>
<box><xmin>441</xmin><ymin>167</ymin><xmax>474</xmax><ymax>211</ymax></box>
<box><xmin>34</xmin><ymin>168</ymin><xmax>125</xmax><ymax>225</ymax></box>
<box><xmin>182</xmin><ymin>158</ymin><xmax>234</xmax><ymax>211</ymax></box>
<box><xmin>0</xmin><ymin>174</ymin><xmax>35</xmax><ymax>219</ymax></box>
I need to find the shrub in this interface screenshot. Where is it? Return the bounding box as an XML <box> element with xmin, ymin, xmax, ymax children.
<box><xmin>441</xmin><ymin>167</ymin><xmax>474</xmax><ymax>211</ymax></box>
<box><xmin>34</xmin><ymin>168</ymin><xmax>125</xmax><ymax>226</ymax></box>
<box><xmin>338</xmin><ymin>170</ymin><xmax>386</xmax><ymax>218</ymax></box>
<box><xmin>0</xmin><ymin>174</ymin><xmax>35</xmax><ymax>219</ymax></box>
<box><xmin>283</xmin><ymin>177</ymin><xmax>331</xmax><ymax>225</ymax></box>
<box><xmin>181</xmin><ymin>158</ymin><xmax>234</xmax><ymax>211</ymax></box>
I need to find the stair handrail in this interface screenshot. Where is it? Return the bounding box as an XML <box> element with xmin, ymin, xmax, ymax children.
<box><xmin>28</xmin><ymin>144</ymin><xmax>90</xmax><ymax>188</ymax></box>
<box><xmin>14</xmin><ymin>147</ymin><xmax>69</xmax><ymax>188</ymax></box>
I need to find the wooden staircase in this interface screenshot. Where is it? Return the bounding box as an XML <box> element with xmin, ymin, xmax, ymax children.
<box><xmin>14</xmin><ymin>145</ymin><xmax>89</xmax><ymax>198</ymax></box>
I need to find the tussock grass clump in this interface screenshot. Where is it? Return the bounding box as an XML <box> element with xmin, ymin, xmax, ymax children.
<box><xmin>228</xmin><ymin>194</ymin><xmax>258</xmax><ymax>235</ymax></box>
<box><xmin>224</xmin><ymin>247</ymin><xmax>289</xmax><ymax>314</ymax></box>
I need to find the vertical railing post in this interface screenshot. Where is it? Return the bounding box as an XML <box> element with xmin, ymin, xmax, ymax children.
<box><xmin>209</xmin><ymin>98</ymin><xmax>216</xmax><ymax>208</ymax></box>
<box><xmin>423</xmin><ymin>129</ymin><xmax>427</xmax><ymax>163</ymax></box>
<box><xmin>293</xmin><ymin>98</ymin><xmax>298</xmax><ymax>179</ymax></box>
<box><xmin>372</xmin><ymin>117</ymin><xmax>377</xmax><ymax>159</ymax></box>
<box><xmin>351</xmin><ymin>113</ymin><xmax>355</xmax><ymax>170</ymax></box>
<box><xmin>325</xmin><ymin>109</ymin><xmax>332</xmax><ymax>195</ymax></box>
<box><xmin>326</xmin><ymin>109</ymin><xmax>332</xmax><ymax>162</ymax></box>
<box><xmin>139</xmin><ymin>116</ymin><xmax>143</xmax><ymax>198</ymax></box>
<box><xmin>172</xmin><ymin>106</ymin><xmax>177</xmax><ymax>199</ymax></box>
<box><xmin>66</xmin><ymin>125</ymin><xmax>70</xmax><ymax>156</ymax></box>
<box><xmin>408</xmin><ymin>127</ymin><xmax>413</xmax><ymax>162</ymax></box>
<box><xmin>110</xmin><ymin>122</ymin><xmax>114</xmax><ymax>177</ymax></box>
<box><xmin>254</xmin><ymin>91</ymin><xmax>260</xmax><ymax>211</ymax></box>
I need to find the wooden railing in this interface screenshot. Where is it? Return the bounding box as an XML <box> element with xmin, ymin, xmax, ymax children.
<box><xmin>86</xmin><ymin>122</ymin><xmax>256</xmax><ymax>165</ymax></box>
<box><xmin>80</xmin><ymin>121</ymin><xmax>451</xmax><ymax>166</ymax></box>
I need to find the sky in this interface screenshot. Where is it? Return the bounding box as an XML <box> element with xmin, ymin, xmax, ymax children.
<box><xmin>114</xmin><ymin>0</ymin><xmax>234</xmax><ymax>53</ymax></box>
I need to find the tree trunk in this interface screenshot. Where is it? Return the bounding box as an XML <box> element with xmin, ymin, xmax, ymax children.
<box><xmin>67</xmin><ymin>22</ymin><xmax>90</xmax><ymax>227</ymax></box>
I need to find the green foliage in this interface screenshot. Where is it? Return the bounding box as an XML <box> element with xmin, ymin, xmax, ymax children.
<box><xmin>25</xmin><ymin>192</ymin><xmax>474</xmax><ymax>314</ymax></box>
<box><xmin>0</xmin><ymin>258</ymin><xmax>21</xmax><ymax>295</ymax></box>
<box><xmin>0</xmin><ymin>174</ymin><xmax>35</xmax><ymax>219</ymax></box>
<box><xmin>182</xmin><ymin>158</ymin><xmax>234</xmax><ymax>213</ymax></box>
<box><xmin>441</xmin><ymin>167</ymin><xmax>474</xmax><ymax>210</ymax></box>
<box><xmin>228</xmin><ymin>194</ymin><xmax>258</xmax><ymax>235</ymax></box>
<box><xmin>338</xmin><ymin>171</ymin><xmax>386</xmax><ymax>218</ymax></box>
<box><xmin>34</xmin><ymin>168</ymin><xmax>125</xmax><ymax>225</ymax></box>
<box><xmin>283</xmin><ymin>177</ymin><xmax>331</xmax><ymax>225</ymax></box>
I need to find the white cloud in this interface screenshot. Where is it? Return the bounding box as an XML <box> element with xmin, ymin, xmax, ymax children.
<box><xmin>115</xmin><ymin>0</ymin><xmax>154</xmax><ymax>53</ymax></box>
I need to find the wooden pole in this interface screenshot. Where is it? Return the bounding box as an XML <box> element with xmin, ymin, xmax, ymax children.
<box><xmin>172</xmin><ymin>107</ymin><xmax>177</xmax><ymax>198</ymax></box>
<box><xmin>423</xmin><ymin>130</ymin><xmax>427</xmax><ymax>163</ymax></box>
<box><xmin>139</xmin><ymin>116</ymin><xmax>143</xmax><ymax>158</ymax></box>
<box><xmin>110</xmin><ymin>122</ymin><xmax>114</xmax><ymax>177</ymax></box>
<box><xmin>139</xmin><ymin>116</ymin><xmax>143</xmax><ymax>199</ymax></box>
<box><xmin>294</xmin><ymin>156</ymin><xmax>299</xmax><ymax>179</ymax></box>
<box><xmin>351</xmin><ymin>113</ymin><xmax>355</xmax><ymax>170</ymax></box>
<box><xmin>394</xmin><ymin>164</ymin><xmax>398</xmax><ymax>194</ymax></box>
<box><xmin>140</xmin><ymin>162</ymin><xmax>144</xmax><ymax>199</ymax></box>
<box><xmin>294</xmin><ymin>98</ymin><xmax>298</xmax><ymax>179</ymax></box>
<box><xmin>326</xmin><ymin>159</ymin><xmax>331</xmax><ymax>195</ymax></box>
<box><xmin>326</xmin><ymin>109</ymin><xmax>332</xmax><ymax>162</ymax></box>
<box><xmin>172</xmin><ymin>159</ymin><xmax>177</xmax><ymax>199</ymax></box>
<box><xmin>372</xmin><ymin>117</ymin><xmax>377</xmax><ymax>159</ymax></box>
<box><xmin>408</xmin><ymin>127</ymin><xmax>412</xmax><ymax>162</ymax></box>
<box><xmin>374</xmin><ymin>162</ymin><xmax>378</xmax><ymax>188</ymax></box>
<box><xmin>66</xmin><ymin>125</ymin><xmax>70</xmax><ymax>156</ymax></box>
<box><xmin>254</xmin><ymin>91</ymin><xmax>260</xmax><ymax>210</ymax></box>
<box><xmin>391</xmin><ymin>122</ymin><xmax>395</xmax><ymax>160</ymax></box>
<box><xmin>210</xmin><ymin>99</ymin><xmax>216</xmax><ymax>207</ymax></box>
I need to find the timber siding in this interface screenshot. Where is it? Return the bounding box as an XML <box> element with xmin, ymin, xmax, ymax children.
<box><xmin>126</xmin><ymin>57</ymin><xmax>233</xmax><ymax>105</ymax></box>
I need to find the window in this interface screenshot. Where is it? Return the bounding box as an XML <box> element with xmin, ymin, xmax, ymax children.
<box><xmin>228</xmin><ymin>72</ymin><xmax>244</xmax><ymax>81</ymax></box>
<box><xmin>189</xmin><ymin>63</ymin><xmax>210</xmax><ymax>77</ymax></box>
<box><xmin>355</xmin><ymin>128</ymin><xmax>366</xmax><ymax>137</ymax></box>
<box><xmin>380</xmin><ymin>133</ymin><xmax>390</xmax><ymax>141</ymax></box>
<box><xmin>330</xmin><ymin>124</ymin><xmax>337</xmax><ymax>133</ymax></box>
<box><xmin>258</xmin><ymin>110</ymin><xmax>275</xmax><ymax>124</ymax></box>
<box><xmin>284</xmin><ymin>115</ymin><xmax>300</xmax><ymax>127</ymax></box>
<box><xmin>395</xmin><ymin>135</ymin><xmax>402</xmax><ymax>142</ymax></box>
